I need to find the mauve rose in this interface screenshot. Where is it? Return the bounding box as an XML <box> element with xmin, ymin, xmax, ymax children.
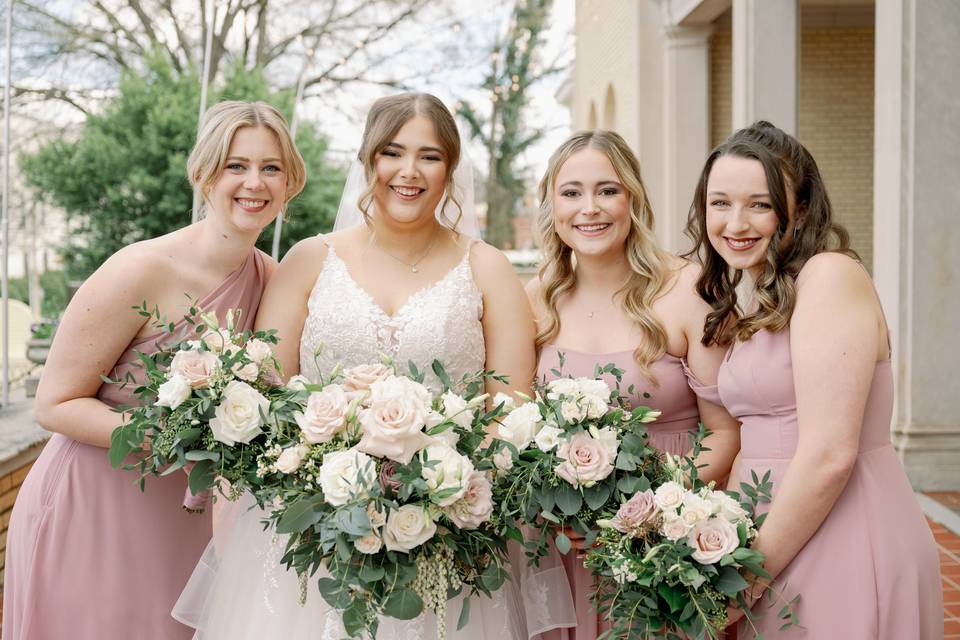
<box><xmin>611</xmin><ymin>489</ymin><xmax>658</xmax><ymax>534</ymax></box>
<box><xmin>170</xmin><ymin>349</ymin><xmax>219</xmax><ymax>389</ymax></box>
<box><xmin>687</xmin><ymin>517</ymin><xmax>739</xmax><ymax>565</ymax></box>
<box><xmin>554</xmin><ymin>432</ymin><xmax>614</xmax><ymax>487</ymax></box>
<box><xmin>444</xmin><ymin>471</ymin><xmax>494</xmax><ymax>530</ymax></box>
<box><xmin>379</xmin><ymin>460</ymin><xmax>403</xmax><ymax>495</ymax></box>
<box><xmin>295</xmin><ymin>384</ymin><xmax>351</xmax><ymax>444</ymax></box>
<box><xmin>343</xmin><ymin>363</ymin><xmax>392</xmax><ymax>393</ymax></box>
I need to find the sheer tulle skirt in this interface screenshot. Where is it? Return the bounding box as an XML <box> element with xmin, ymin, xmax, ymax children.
<box><xmin>174</xmin><ymin>494</ymin><xmax>548</xmax><ymax>639</ymax></box>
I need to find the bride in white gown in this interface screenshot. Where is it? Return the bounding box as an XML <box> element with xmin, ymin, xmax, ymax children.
<box><xmin>173</xmin><ymin>93</ymin><xmax>542</xmax><ymax>639</ymax></box>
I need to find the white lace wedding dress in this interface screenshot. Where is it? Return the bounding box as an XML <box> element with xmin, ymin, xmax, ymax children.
<box><xmin>173</xmin><ymin>242</ymin><xmax>530</xmax><ymax>639</ymax></box>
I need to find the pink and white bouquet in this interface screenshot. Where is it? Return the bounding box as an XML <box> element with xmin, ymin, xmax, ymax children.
<box><xmin>491</xmin><ymin>365</ymin><xmax>668</xmax><ymax>560</ymax></box>
<box><xmin>252</xmin><ymin>361</ymin><xmax>511</xmax><ymax>639</ymax></box>
<box><xmin>108</xmin><ymin>305</ymin><xmax>284</xmax><ymax>511</ymax></box>
<box><xmin>584</xmin><ymin>457</ymin><xmax>794</xmax><ymax>638</ymax></box>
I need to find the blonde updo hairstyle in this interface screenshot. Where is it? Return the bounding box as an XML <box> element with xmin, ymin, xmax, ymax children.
<box><xmin>356</xmin><ymin>93</ymin><xmax>463</xmax><ymax>228</ymax></box>
<box><xmin>536</xmin><ymin>130</ymin><xmax>676</xmax><ymax>382</ymax></box>
<box><xmin>187</xmin><ymin>100</ymin><xmax>307</xmax><ymax>218</ymax></box>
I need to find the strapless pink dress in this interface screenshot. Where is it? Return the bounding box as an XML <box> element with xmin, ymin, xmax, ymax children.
<box><xmin>531</xmin><ymin>345</ymin><xmax>717</xmax><ymax>640</ymax></box>
<box><xmin>2</xmin><ymin>250</ymin><xmax>267</xmax><ymax>640</ymax></box>
<box><xmin>719</xmin><ymin>329</ymin><xmax>942</xmax><ymax>639</ymax></box>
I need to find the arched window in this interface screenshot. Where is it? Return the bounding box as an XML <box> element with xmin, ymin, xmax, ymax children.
<box><xmin>587</xmin><ymin>101</ymin><xmax>598</xmax><ymax>129</ymax></box>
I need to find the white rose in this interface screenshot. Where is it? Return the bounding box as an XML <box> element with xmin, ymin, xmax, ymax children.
<box><xmin>707</xmin><ymin>491</ymin><xmax>750</xmax><ymax>523</ymax></box>
<box><xmin>688</xmin><ymin>517</ymin><xmax>740</xmax><ymax>565</ymax></box>
<box><xmin>357</xmin><ymin>386</ymin><xmax>433</xmax><ymax>464</ymax></box>
<box><xmin>295</xmin><ymin>384</ymin><xmax>351</xmax><ymax>444</ymax></box>
<box><xmin>560</xmin><ymin>399</ymin><xmax>585</xmax><ymax>423</ymax></box>
<box><xmin>382</xmin><ymin>505</ymin><xmax>437</xmax><ymax>552</ymax></box>
<box><xmin>585</xmin><ymin>395</ymin><xmax>608</xmax><ymax>419</ymax></box>
<box><xmin>442</xmin><ymin>391</ymin><xmax>474</xmax><ymax>429</ymax></box>
<box><xmin>368</xmin><ymin>375</ymin><xmax>431</xmax><ymax>409</ymax></box>
<box><xmin>201</xmin><ymin>328</ymin><xmax>239</xmax><ymax>354</ymax></box>
<box><xmin>420</xmin><ymin>444</ymin><xmax>475</xmax><ymax>507</ymax></box>
<box><xmin>157</xmin><ymin>374</ymin><xmax>192</xmax><ymax>410</ymax></box>
<box><xmin>367</xmin><ymin>502</ymin><xmax>387</xmax><ymax>529</ymax></box>
<box><xmin>318</xmin><ymin>449</ymin><xmax>375</xmax><ymax>506</ymax></box>
<box><xmin>577</xmin><ymin>378</ymin><xmax>611</xmax><ymax>404</ymax></box>
<box><xmin>244</xmin><ymin>338</ymin><xmax>273</xmax><ymax>365</ymax></box>
<box><xmin>493</xmin><ymin>392</ymin><xmax>516</xmax><ymax>412</ymax></box>
<box><xmin>654</xmin><ymin>481</ymin><xmax>686</xmax><ymax>513</ymax></box>
<box><xmin>680</xmin><ymin>494</ymin><xmax>714</xmax><ymax>528</ymax></box>
<box><xmin>492</xmin><ymin>448</ymin><xmax>514</xmax><ymax>472</ymax></box>
<box><xmin>286</xmin><ymin>375</ymin><xmax>312</xmax><ymax>391</ymax></box>
<box><xmin>209</xmin><ymin>380</ymin><xmax>269</xmax><ymax>446</ymax></box>
<box><xmin>534</xmin><ymin>424</ymin><xmax>563</xmax><ymax>452</ymax></box>
<box><xmin>232</xmin><ymin>361</ymin><xmax>260</xmax><ymax>382</ymax></box>
<box><xmin>661</xmin><ymin>512</ymin><xmax>693</xmax><ymax>541</ymax></box>
<box><xmin>342</xmin><ymin>363</ymin><xmax>392</xmax><ymax>393</ymax></box>
<box><xmin>275</xmin><ymin>444</ymin><xmax>311</xmax><ymax>474</ymax></box>
<box><xmin>592</xmin><ymin>426</ymin><xmax>620</xmax><ymax>458</ymax></box>
<box><xmin>354</xmin><ymin>533</ymin><xmax>383</xmax><ymax>555</ymax></box>
<box><xmin>499</xmin><ymin>402</ymin><xmax>542</xmax><ymax>450</ymax></box>
<box><xmin>546</xmin><ymin>378</ymin><xmax>579</xmax><ymax>400</ymax></box>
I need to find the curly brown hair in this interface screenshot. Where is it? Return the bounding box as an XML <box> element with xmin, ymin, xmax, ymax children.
<box><xmin>684</xmin><ymin>121</ymin><xmax>857</xmax><ymax>346</ymax></box>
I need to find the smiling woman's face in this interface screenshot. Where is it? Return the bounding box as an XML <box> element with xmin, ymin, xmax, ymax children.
<box><xmin>705</xmin><ymin>155</ymin><xmax>789</xmax><ymax>276</ymax></box>
<box><xmin>371</xmin><ymin>115</ymin><xmax>448</xmax><ymax>227</ymax></box>
<box><xmin>551</xmin><ymin>147</ymin><xmax>632</xmax><ymax>259</ymax></box>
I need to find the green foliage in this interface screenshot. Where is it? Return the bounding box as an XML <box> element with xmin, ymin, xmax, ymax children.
<box><xmin>22</xmin><ymin>55</ymin><xmax>343</xmax><ymax>279</ymax></box>
<box><xmin>8</xmin><ymin>269</ymin><xmax>71</xmax><ymax>317</ymax></box>
<box><xmin>459</xmin><ymin>0</ymin><xmax>557</xmax><ymax>248</ymax></box>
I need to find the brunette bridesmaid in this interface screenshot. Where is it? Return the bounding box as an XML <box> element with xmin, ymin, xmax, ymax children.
<box><xmin>687</xmin><ymin>121</ymin><xmax>942</xmax><ymax>638</ymax></box>
<box><xmin>2</xmin><ymin>101</ymin><xmax>305</xmax><ymax>639</ymax></box>
<box><xmin>523</xmin><ymin>130</ymin><xmax>741</xmax><ymax>640</ymax></box>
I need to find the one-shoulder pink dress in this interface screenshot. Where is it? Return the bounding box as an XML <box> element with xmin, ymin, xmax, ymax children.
<box><xmin>2</xmin><ymin>250</ymin><xmax>267</xmax><ymax>640</ymax></box>
<box><xmin>530</xmin><ymin>345</ymin><xmax>719</xmax><ymax>640</ymax></box>
<box><xmin>718</xmin><ymin>329</ymin><xmax>942</xmax><ymax>639</ymax></box>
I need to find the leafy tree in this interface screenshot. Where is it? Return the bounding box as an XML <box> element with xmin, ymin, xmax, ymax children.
<box><xmin>21</xmin><ymin>56</ymin><xmax>343</xmax><ymax>279</ymax></box>
<box><xmin>458</xmin><ymin>0</ymin><xmax>561</xmax><ymax>248</ymax></box>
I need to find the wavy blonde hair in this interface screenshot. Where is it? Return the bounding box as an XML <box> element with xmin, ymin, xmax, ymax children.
<box><xmin>187</xmin><ymin>100</ymin><xmax>306</xmax><ymax>217</ymax></box>
<box><xmin>536</xmin><ymin>130</ymin><xmax>676</xmax><ymax>382</ymax></box>
<box><xmin>684</xmin><ymin>121</ymin><xmax>856</xmax><ymax>346</ymax></box>
<box><xmin>355</xmin><ymin>93</ymin><xmax>462</xmax><ymax>229</ymax></box>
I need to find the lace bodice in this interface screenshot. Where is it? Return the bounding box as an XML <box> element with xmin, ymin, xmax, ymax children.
<box><xmin>299</xmin><ymin>242</ymin><xmax>485</xmax><ymax>391</ymax></box>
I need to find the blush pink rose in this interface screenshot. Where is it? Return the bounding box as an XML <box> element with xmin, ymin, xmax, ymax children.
<box><xmin>687</xmin><ymin>517</ymin><xmax>739</xmax><ymax>565</ymax></box>
<box><xmin>343</xmin><ymin>363</ymin><xmax>392</xmax><ymax>394</ymax></box>
<box><xmin>444</xmin><ymin>471</ymin><xmax>494</xmax><ymax>530</ymax></box>
<box><xmin>611</xmin><ymin>489</ymin><xmax>658</xmax><ymax>535</ymax></box>
<box><xmin>295</xmin><ymin>384</ymin><xmax>350</xmax><ymax>444</ymax></box>
<box><xmin>170</xmin><ymin>349</ymin><xmax>220</xmax><ymax>389</ymax></box>
<box><xmin>554</xmin><ymin>432</ymin><xmax>614</xmax><ymax>487</ymax></box>
<box><xmin>357</xmin><ymin>395</ymin><xmax>432</xmax><ymax>464</ymax></box>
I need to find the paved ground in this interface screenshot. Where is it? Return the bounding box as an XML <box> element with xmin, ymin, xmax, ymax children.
<box><xmin>929</xmin><ymin>492</ymin><xmax>960</xmax><ymax>638</ymax></box>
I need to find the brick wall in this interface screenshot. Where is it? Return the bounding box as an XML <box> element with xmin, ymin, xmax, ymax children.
<box><xmin>798</xmin><ymin>27</ymin><xmax>875</xmax><ymax>269</ymax></box>
<box><xmin>709</xmin><ymin>23</ymin><xmax>875</xmax><ymax>268</ymax></box>
<box><xmin>0</xmin><ymin>443</ymin><xmax>45</xmax><ymax>592</ymax></box>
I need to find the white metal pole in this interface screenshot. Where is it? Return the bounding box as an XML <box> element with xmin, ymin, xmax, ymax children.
<box><xmin>1</xmin><ymin>0</ymin><xmax>14</xmax><ymax>406</ymax></box>
<box><xmin>270</xmin><ymin>48</ymin><xmax>311</xmax><ymax>260</ymax></box>
<box><xmin>192</xmin><ymin>0</ymin><xmax>217</xmax><ymax>224</ymax></box>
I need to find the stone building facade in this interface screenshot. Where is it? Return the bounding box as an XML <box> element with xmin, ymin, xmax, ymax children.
<box><xmin>564</xmin><ymin>0</ymin><xmax>959</xmax><ymax>489</ymax></box>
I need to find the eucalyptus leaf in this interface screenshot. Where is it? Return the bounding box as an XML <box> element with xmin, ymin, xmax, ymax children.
<box><xmin>187</xmin><ymin>458</ymin><xmax>214</xmax><ymax>495</ymax></box>
<box><xmin>457</xmin><ymin>597</ymin><xmax>471</xmax><ymax>630</ymax></box>
<box><xmin>555</xmin><ymin>484</ymin><xmax>583</xmax><ymax>516</ymax></box>
<box><xmin>715</xmin><ymin>566</ymin><xmax>749</xmax><ymax>596</ymax></box>
<box><xmin>276</xmin><ymin>495</ymin><xmax>327</xmax><ymax>534</ymax></box>
<box><xmin>382</xmin><ymin>589</ymin><xmax>423</xmax><ymax>620</ymax></box>
<box><xmin>185</xmin><ymin>450</ymin><xmax>220</xmax><ymax>462</ymax></box>
<box><xmin>555</xmin><ymin>532</ymin><xmax>572</xmax><ymax>555</ymax></box>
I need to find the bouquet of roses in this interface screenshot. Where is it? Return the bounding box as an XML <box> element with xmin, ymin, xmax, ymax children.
<box><xmin>584</xmin><ymin>456</ymin><xmax>795</xmax><ymax>639</ymax></box>
<box><xmin>491</xmin><ymin>363</ymin><xmax>667</xmax><ymax>561</ymax></box>
<box><xmin>252</xmin><ymin>360</ymin><xmax>511</xmax><ymax>639</ymax></box>
<box><xmin>108</xmin><ymin>304</ymin><xmax>284</xmax><ymax>510</ymax></box>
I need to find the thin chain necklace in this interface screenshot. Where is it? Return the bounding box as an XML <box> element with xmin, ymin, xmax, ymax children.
<box><xmin>369</xmin><ymin>227</ymin><xmax>438</xmax><ymax>274</ymax></box>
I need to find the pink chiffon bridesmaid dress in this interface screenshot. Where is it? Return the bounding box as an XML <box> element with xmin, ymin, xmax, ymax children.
<box><xmin>719</xmin><ymin>328</ymin><xmax>942</xmax><ymax>639</ymax></box>
<box><xmin>2</xmin><ymin>250</ymin><xmax>266</xmax><ymax>640</ymax></box>
<box><xmin>529</xmin><ymin>344</ymin><xmax>720</xmax><ymax>640</ymax></box>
